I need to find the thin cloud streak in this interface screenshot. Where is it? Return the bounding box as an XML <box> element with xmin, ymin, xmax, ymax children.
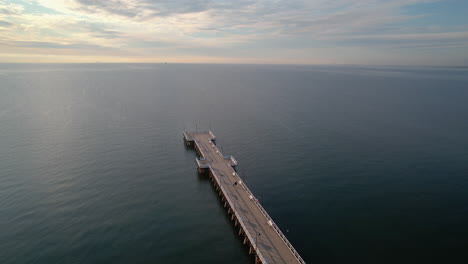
<box><xmin>0</xmin><ymin>20</ymin><xmax>13</xmax><ymax>27</ymax></box>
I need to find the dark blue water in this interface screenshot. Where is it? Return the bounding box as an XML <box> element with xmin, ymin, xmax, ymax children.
<box><xmin>1</xmin><ymin>63</ymin><xmax>467</xmax><ymax>263</ymax></box>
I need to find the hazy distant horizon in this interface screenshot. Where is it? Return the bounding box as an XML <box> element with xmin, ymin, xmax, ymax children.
<box><xmin>1</xmin><ymin>62</ymin><xmax>468</xmax><ymax>68</ymax></box>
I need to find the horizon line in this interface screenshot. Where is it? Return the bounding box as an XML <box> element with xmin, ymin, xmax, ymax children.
<box><xmin>1</xmin><ymin>62</ymin><xmax>467</xmax><ymax>68</ymax></box>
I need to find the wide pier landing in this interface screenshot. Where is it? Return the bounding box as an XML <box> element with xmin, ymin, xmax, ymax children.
<box><xmin>184</xmin><ymin>131</ymin><xmax>305</xmax><ymax>264</ymax></box>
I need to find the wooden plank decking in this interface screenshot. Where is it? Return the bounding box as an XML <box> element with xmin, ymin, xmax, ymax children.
<box><xmin>184</xmin><ymin>131</ymin><xmax>305</xmax><ymax>264</ymax></box>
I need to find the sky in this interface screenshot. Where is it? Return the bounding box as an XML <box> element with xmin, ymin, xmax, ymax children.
<box><xmin>0</xmin><ymin>0</ymin><xmax>467</xmax><ymax>65</ymax></box>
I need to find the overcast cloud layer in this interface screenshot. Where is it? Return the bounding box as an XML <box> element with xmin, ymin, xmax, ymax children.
<box><xmin>0</xmin><ymin>0</ymin><xmax>467</xmax><ymax>65</ymax></box>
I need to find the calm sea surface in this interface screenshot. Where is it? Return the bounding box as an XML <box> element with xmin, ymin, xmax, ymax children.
<box><xmin>1</xmin><ymin>63</ymin><xmax>467</xmax><ymax>264</ymax></box>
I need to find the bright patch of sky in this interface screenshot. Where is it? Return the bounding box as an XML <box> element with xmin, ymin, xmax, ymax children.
<box><xmin>0</xmin><ymin>0</ymin><xmax>467</xmax><ymax>65</ymax></box>
<box><xmin>9</xmin><ymin>0</ymin><xmax>60</xmax><ymax>14</ymax></box>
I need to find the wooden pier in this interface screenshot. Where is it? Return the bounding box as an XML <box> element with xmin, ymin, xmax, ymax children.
<box><xmin>184</xmin><ymin>131</ymin><xmax>305</xmax><ymax>264</ymax></box>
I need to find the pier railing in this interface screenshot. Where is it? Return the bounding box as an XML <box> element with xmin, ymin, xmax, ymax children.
<box><xmin>196</xmin><ymin>158</ymin><xmax>209</xmax><ymax>169</ymax></box>
<box><xmin>186</xmin><ymin>130</ymin><xmax>305</xmax><ymax>263</ymax></box>
<box><xmin>205</xmin><ymin>137</ymin><xmax>305</xmax><ymax>263</ymax></box>
<box><xmin>223</xmin><ymin>155</ymin><xmax>238</xmax><ymax>166</ymax></box>
<box><xmin>233</xmin><ymin>170</ymin><xmax>306</xmax><ymax>264</ymax></box>
<box><xmin>184</xmin><ymin>130</ymin><xmax>216</xmax><ymax>142</ymax></box>
<box><xmin>210</xmin><ymin>169</ymin><xmax>269</xmax><ymax>264</ymax></box>
<box><xmin>208</xmin><ymin>130</ymin><xmax>216</xmax><ymax>140</ymax></box>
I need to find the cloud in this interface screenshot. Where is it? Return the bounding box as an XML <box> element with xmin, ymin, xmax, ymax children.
<box><xmin>60</xmin><ymin>21</ymin><xmax>125</xmax><ymax>39</ymax></box>
<box><xmin>324</xmin><ymin>30</ymin><xmax>468</xmax><ymax>49</ymax></box>
<box><xmin>0</xmin><ymin>20</ymin><xmax>13</xmax><ymax>27</ymax></box>
<box><xmin>1</xmin><ymin>0</ymin><xmax>467</xmax><ymax>65</ymax></box>
<box><xmin>9</xmin><ymin>40</ymin><xmax>106</xmax><ymax>50</ymax></box>
<box><xmin>31</xmin><ymin>0</ymin><xmax>437</xmax><ymax>38</ymax></box>
<box><xmin>0</xmin><ymin>1</ymin><xmax>23</xmax><ymax>15</ymax></box>
<box><xmin>72</xmin><ymin>0</ymin><xmax>143</xmax><ymax>18</ymax></box>
<box><xmin>0</xmin><ymin>8</ymin><xmax>15</xmax><ymax>14</ymax></box>
<box><xmin>70</xmin><ymin>0</ymin><xmax>256</xmax><ymax>19</ymax></box>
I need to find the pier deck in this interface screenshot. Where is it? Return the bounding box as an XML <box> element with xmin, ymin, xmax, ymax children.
<box><xmin>184</xmin><ymin>131</ymin><xmax>305</xmax><ymax>264</ymax></box>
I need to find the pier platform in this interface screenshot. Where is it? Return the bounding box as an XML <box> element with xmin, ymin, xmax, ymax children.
<box><xmin>184</xmin><ymin>131</ymin><xmax>305</xmax><ymax>264</ymax></box>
